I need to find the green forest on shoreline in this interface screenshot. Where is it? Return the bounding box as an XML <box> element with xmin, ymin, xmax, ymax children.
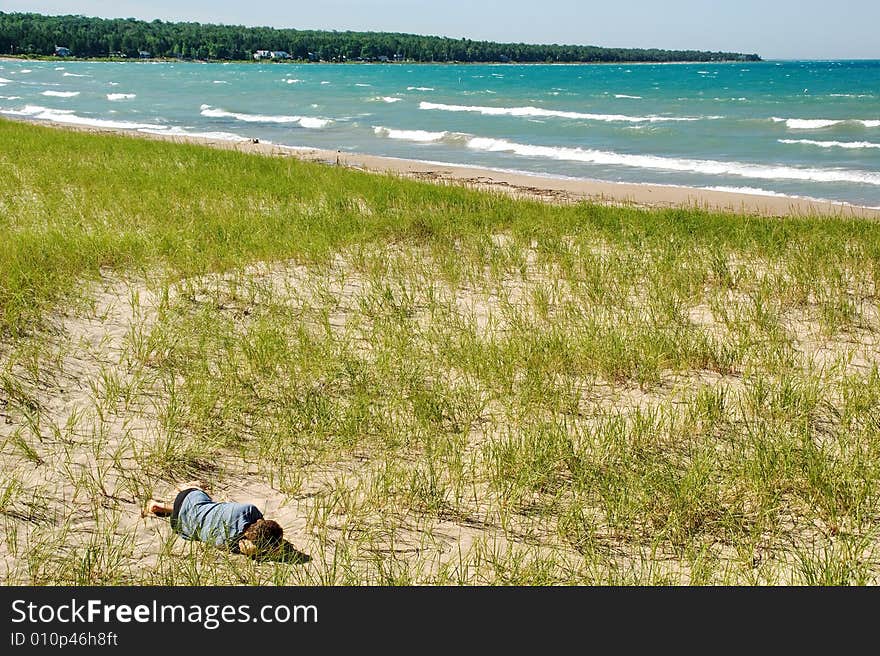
<box><xmin>0</xmin><ymin>12</ymin><xmax>761</xmax><ymax>64</ymax></box>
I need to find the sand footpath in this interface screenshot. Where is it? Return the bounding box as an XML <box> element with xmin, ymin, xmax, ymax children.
<box><xmin>6</xmin><ymin>115</ymin><xmax>880</xmax><ymax>219</ymax></box>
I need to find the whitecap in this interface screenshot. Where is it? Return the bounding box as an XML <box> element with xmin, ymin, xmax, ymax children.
<box><xmin>614</xmin><ymin>94</ymin><xmax>642</xmax><ymax>99</ymax></box>
<box><xmin>138</xmin><ymin>126</ymin><xmax>249</xmax><ymax>142</ymax></box>
<box><xmin>63</xmin><ymin>72</ymin><xmax>90</xmax><ymax>77</ymax></box>
<box><xmin>407</xmin><ymin>86</ymin><xmax>435</xmax><ymax>91</ymax></box>
<box><xmin>41</xmin><ymin>90</ymin><xmax>80</xmax><ymax>98</ymax></box>
<box><xmin>373</xmin><ymin>126</ymin><xmax>447</xmax><ymax>142</ymax></box>
<box><xmin>464</xmin><ymin>136</ymin><xmax>880</xmax><ymax>186</ymax></box>
<box><xmin>419</xmin><ymin>101</ymin><xmax>703</xmax><ymax>123</ymax></box>
<box><xmin>107</xmin><ymin>93</ymin><xmax>136</xmax><ymax>101</ymax></box>
<box><xmin>200</xmin><ymin>104</ymin><xmax>330</xmax><ymax>128</ymax></box>
<box><xmin>779</xmin><ymin>138</ymin><xmax>880</xmax><ymax>149</ymax></box>
<box><xmin>1</xmin><ymin>104</ymin><xmax>164</xmax><ymax>130</ymax></box>
<box><xmin>702</xmin><ymin>186</ymin><xmax>790</xmax><ymax>198</ymax></box>
<box><xmin>773</xmin><ymin>117</ymin><xmax>880</xmax><ymax>129</ymax></box>
<box><xmin>380</xmin><ymin>96</ymin><xmax>401</xmax><ymax>103</ymax></box>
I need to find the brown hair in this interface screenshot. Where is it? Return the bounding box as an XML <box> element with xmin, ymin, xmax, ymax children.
<box><xmin>243</xmin><ymin>519</ymin><xmax>283</xmax><ymax>551</ymax></box>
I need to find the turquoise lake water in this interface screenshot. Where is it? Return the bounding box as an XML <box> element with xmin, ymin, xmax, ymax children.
<box><xmin>1</xmin><ymin>59</ymin><xmax>879</xmax><ymax>207</ymax></box>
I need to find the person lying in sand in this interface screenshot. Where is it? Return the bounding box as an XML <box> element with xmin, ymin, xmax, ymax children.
<box><xmin>144</xmin><ymin>481</ymin><xmax>283</xmax><ymax>558</ymax></box>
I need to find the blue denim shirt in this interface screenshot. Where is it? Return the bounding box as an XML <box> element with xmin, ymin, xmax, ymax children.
<box><xmin>173</xmin><ymin>490</ymin><xmax>263</xmax><ymax>551</ymax></box>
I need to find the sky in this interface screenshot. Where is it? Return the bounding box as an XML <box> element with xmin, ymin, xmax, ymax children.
<box><xmin>3</xmin><ymin>0</ymin><xmax>878</xmax><ymax>60</ymax></box>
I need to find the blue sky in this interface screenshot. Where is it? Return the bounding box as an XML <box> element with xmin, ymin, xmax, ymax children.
<box><xmin>3</xmin><ymin>1</ymin><xmax>878</xmax><ymax>60</ymax></box>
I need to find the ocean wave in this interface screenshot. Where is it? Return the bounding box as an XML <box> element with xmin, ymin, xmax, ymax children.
<box><xmin>614</xmin><ymin>94</ymin><xmax>643</xmax><ymax>99</ymax></box>
<box><xmin>0</xmin><ymin>95</ymin><xmax>22</xmax><ymax>100</ymax></box>
<box><xmin>200</xmin><ymin>104</ymin><xmax>330</xmax><ymax>128</ymax></box>
<box><xmin>41</xmin><ymin>90</ymin><xmax>80</xmax><ymax>98</ymax></box>
<box><xmin>1</xmin><ymin>104</ymin><xmax>163</xmax><ymax>130</ymax></box>
<box><xmin>355</xmin><ymin>83</ymin><xmax>372</xmax><ymax>87</ymax></box>
<box><xmin>779</xmin><ymin>138</ymin><xmax>880</xmax><ymax>150</ymax></box>
<box><xmin>107</xmin><ymin>93</ymin><xmax>136</xmax><ymax>101</ymax></box>
<box><xmin>213</xmin><ymin>80</ymin><xmax>229</xmax><ymax>84</ymax></box>
<box><xmin>773</xmin><ymin>117</ymin><xmax>880</xmax><ymax>129</ymax></box>
<box><xmin>407</xmin><ymin>86</ymin><xmax>435</xmax><ymax>91</ymax></box>
<box><xmin>63</xmin><ymin>72</ymin><xmax>89</xmax><ymax>77</ymax></box>
<box><xmin>464</xmin><ymin>136</ymin><xmax>880</xmax><ymax>186</ymax></box>
<box><xmin>380</xmin><ymin>96</ymin><xmax>402</xmax><ymax>103</ymax></box>
<box><xmin>373</xmin><ymin>126</ymin><xmax>448</xmax><ymax>142</ymax></box>
<box><xmin>702</xmin><ymin>186</ymin><xmax>791</xmax><ymax>198</ymax></box>
<box><xmin>701</xmin><ymin>186</ymin><xmax>868</xmax><ymax>208</ymax></box>
<box><xmin>138</xmin><ymin>126</ymin><xmax>249</xmax><ymax>142</ymax></box>
<box><xmin>0</xmin><ymin>77</ymin><xmax>13</xmax><ymax>83</ymax></box>
<box><xmin>286</xmin><ymin>79</ymin><xmax>302</xmax><ymax>84</ymax></box>
<box><xmin>419</xmin><ymin>101</ymin><xmax>703</xmax><ymax>123</ymax></box>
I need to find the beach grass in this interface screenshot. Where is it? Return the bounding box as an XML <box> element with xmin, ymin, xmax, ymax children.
<box><xmin>2</xmin><ymin>118</ymin><xmax>880</xmax><ymax>584</ymax></box>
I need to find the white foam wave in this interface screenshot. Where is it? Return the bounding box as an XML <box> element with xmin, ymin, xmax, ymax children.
<box><xmin>1</xmin><ymin>104</ymin><xmax>163</xmax><ymax>130</ymax></box>
<box><xmin>380</xmin><ymin>96</ymin><xmax>401</xmax><ymax>103</ymax></box>
<box><xmin>779</xmin><ymin>138</ymin><xmax>880</xmax><ymax>150</ymax></box>
<box><xmin>419</xmin><ymin>101</ymin><xmax>701</xmax><ymax>123</ymax></box>
<box><xmin>20</xmin><ymin>69</ymin><xmax>31</xmax><ymax>74</ymax></box>
<box><xmin>702</xmin><ymin>186</ymin><xmax>790</xmax><ymax>198</ymax></box>
<box><xmin>41</xmin><ymin>90</ymin><xmax>79</xmax><ymax>98</ymax></box>
<box><xmin>286</xmin><ymin>79</ymin><xmax>302</xmax><ymax>84</ymax></box>
<box><xmin>138</xmin><ymin>126</ymin><xmax>249</xmax><ymax>142</ymax></box>
<box><xmin>464</xmin><ymin>136</ymin><xmax>880</xmax><ymax>186</ymax></box>
<box><xmin>54</xmin><ymin>67</ymin><xmax>65</xmax><ymax>71</ymax></box>
<box><xmin>63</xmin><ymin>72</ymin><xmax>89</xmax><ymax>77</ymax></box>
<box><xmin>355</xmin><ymin>83</ymin><xmax>372</xmax><ymax>87</ymax></box>
<box><xmin>0</xmin><ymin>77</ymin><xmax>13</xmax><ymax>83</ymax></box>
<box><xmin>0</xmin><ymin>95</ymin><xmax>22</xmax><ymax>100</ymax></box>
<box><xmin>772</xmin><ymin>118</ymin><xmax>842</xmax><ymax>129</ymax></box>
<box><xmin>1</xmin><ymin>104</ymin><xmax>74</xmax><ymax>116</ymax></box>
<box><xmin>373</xmin><ymin>126</ymin><xmax>447</xmax><ymax>142</ymax></box>
<box><xmin>107</xmin><ymin>93</ymin><xmax>136</xmax><ymax>101</ymax></box>
<box><xmin>773</xmin><ymin>117</ymin><xmax>880</xmax><ymax>129</ymax></box>
<box><xmin>320</xmin><ymin>81</ymin><xmax>330</xmax><ymax>85</ymax></box>
<box><xmin>199</xmin><ymin>104</ymin><xmax>330</xmax><ymax>128</ymax></box>
<box><xmin>614</xmin><ymin>94</ymin><xmax>642</xmax><ymax>99</ymax></box>
<box><xmin>407</xmin><ymin>86</ymin><xmax>435</xmax><ymax>91</ymax></box>
<box><xmin>213</xmin><ymin>80</ymin><xmax>228</xmax><ymax>84</ymax></box>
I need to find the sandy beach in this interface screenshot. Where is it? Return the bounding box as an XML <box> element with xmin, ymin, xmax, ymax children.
<box><xmin>8</xmin><ymin>116</ymin><xmax>880</xmax><ymax>219</ymax></box>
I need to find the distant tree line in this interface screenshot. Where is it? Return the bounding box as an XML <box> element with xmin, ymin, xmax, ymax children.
<box><xmin>0</xmin><ymin>12</ymin><xmax>761</xmax><ymax>63</ymax></box>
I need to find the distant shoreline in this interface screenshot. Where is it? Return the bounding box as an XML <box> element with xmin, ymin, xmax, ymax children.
<box><xmin>0</xmin><ymin>55</ymin><xmax>758</xmax><ymax>66</ymax></box>
<box><xmin>5</xmin><ymin>115</ymin><xmax>878</xmax><ymax>220</ymax></box>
